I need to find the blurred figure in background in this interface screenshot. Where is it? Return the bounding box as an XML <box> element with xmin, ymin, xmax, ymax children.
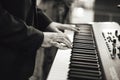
<box><xmin>38</xmin><ymin>0</ymin><xmax>74</xmax><ymax>23</ymax></box>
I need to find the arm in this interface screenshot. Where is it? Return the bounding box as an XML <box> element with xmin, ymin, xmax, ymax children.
<box><xmin>35</xmin><ymin>8</ymin><xmax>52</xmax><ymax>31</ymax></box>
<box><xmin>0</xmin><ymin>3</ymin><xmax>43</xmax><ymax>52</ymax></box>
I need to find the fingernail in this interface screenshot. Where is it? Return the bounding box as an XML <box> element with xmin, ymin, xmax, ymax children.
<box><xmin>69</xmin><ymin>44</ymin><xmax>72</xmax><ymax>48</ymax></box>
<box><xmin>77</xmin><ymin>28</ymin><xmax>80</xmax><ymax>30</ymax></box>
<box><xmin>76</xmin><ymin>28</ymin><xmax>80</xmax><ymax>32</ymax></box>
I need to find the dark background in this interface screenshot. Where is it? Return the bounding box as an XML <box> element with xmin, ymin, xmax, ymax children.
<box><xmin>94</xmin><ymin>0</ymin><xmax>120</xmax><ymax>24</ymax></box>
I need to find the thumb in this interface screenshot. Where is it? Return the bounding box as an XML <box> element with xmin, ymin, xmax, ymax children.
<box><xmin>51</xmin><ymin>41</ymin><xmax>70</xmax><ymax>49</ymax></box>
<box><xmin>54</xmin><ymin>28</ymin><xmax>63</xmax><ymax>33</ymax></box>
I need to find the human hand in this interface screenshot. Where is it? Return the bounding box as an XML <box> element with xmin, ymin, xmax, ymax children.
<box><xmin>41</xmin><ymin>32</ymin><xmax>72</xmax><ymax>49</ymax></box>
<box><xmin>46</xmin><ymin>22</ymin><xmax>80</xmax><ymax>33</ymax></box>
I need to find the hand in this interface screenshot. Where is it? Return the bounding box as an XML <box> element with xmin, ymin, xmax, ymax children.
<box><xmin>46</xmin><ymin>22</ymin><xmax>80</xmax><ymax>33</ymax></box>
<box><xmin>41</xmin><ymin>32</ymin><xmax>72</xmax><ymax>49</ymax></box>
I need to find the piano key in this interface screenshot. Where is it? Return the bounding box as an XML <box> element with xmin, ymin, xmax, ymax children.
<box><xmin>76</xmin><ymin>25</ymin><xmax>92</xmax><ymax>28</ymax></box>
<box><xmin>71</xmin><ymin>61</ymin><xmax>99</xmax><ymax>67</ymax></box>
<box><xmin>76</xmin><ymin>32</ymin><xmax>92</xmax><ymax>35</ymax></box>
<box><xmin>75</xmin><ymin>32</ymin><xmax>92</xmax><ymax>36</ymax></box>
<box><xmin>73</xmin><ymin>39</ymin><xmax>94</xmax><ymax>44</ymax></box>
<box><xmin>70</xmin><ymin>63</ymin><xmax>100</xmax><ymax>71</ymax></box>
<box><xmin>76</xmin><ymin>33</ymin><xmax>93</xmax><ymax>37</ymax></box>
<box><xmin>68</xmin><ymin>73</ymin><xmax>102</xmax><ymax>80</ymax></box>
<box><xmin>73</xmin><ymin>43</ymin><xmax>95</xmax><ymax>46</ymax></box>
<box><xmin>73</xmin><ymin>45</ymin><xmax>95</xmax><ymax>49</ymax></box>
<box><xmin>72</xmin><ymin>53</ymin><xmax>98</xmax><ymax>59</ymax></box>
<box><xmin>75</xmin><ymin>34</ymin><xmax>93</xmax><ymax>38</ymax></box>
<box><xmin>71</xmin><ymin>54</ymin><xmax>99</xmax><ymax>64</ymax></box>
<box><xmin>73</xmin><ymin>43</ymin><xmax>95</xmax><ymax>50</ymax></box>
<box><xmin>69</xmin><ymin>71</ymin><xmax>101</xmax><ymax>77</ymax></box>
<box><xmin>69</xmin><ymin>68</ymin><xmax>101</xmax><ymax>75</ymax></box>
<box><xmin>71</xmin><ymin>57</ymin><xmax>99</xmax><ymax>63</ymax></box>
<box><xmin>73</xmin><ymin>42</ymin><xmax>95</xmax><ymax>46</ymax></box>
<box><xmin>72</xmin><ymin>55</ymin><xmax>98</xmax><ymax>60</ymax></box>
<box><xmin>77</xmin><ymin>26</ymin><xmax>91</xmax><ymax>29</ymax></box>
<box><xmin>72</xmin><ymin>52</ymin><xmax>96</xmax><ymax>56</ymax></box>
<box><xmin>74</xmin><ymin>36</ymin><xmax>93</xmax><ymax>41</ymax></box>
<box><xmin>72</xmin><ymin>49</ymin><xmax>97</xmax><ymax>55</ymax></box>
<box><xmin>76</xmin><ymin>27</ymin><xmax>91</xmax><ymax>30</ymax></box>
<box><xmin>79</xmin><ymin>31</ymin><xmax>92</xmax><ymax>33</ymax></box>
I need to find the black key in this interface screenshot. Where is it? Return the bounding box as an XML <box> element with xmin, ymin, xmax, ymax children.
<box><xmin>73</xmin><ymin>43</ymin><xmax>95</xmax><ymax>50</ymax></box>
<box><xmin>72</xmin><ymin>55</ymin><xmax>98</xmax><ymax>60</ymax></box>
<box><xmin>76</xmin><ymin>24</ymin><xmax>92</xmax><ymax>29</ymax></box>
<box><xmin>75</xmin><ymin>33</ymin><xmax>92</xmax><ymax>36</ymax></box>
<box><xmin>75</xmin><ymin>34</ymin><xmax>93</xmax><ymax>37</ymax></box>
<box><xmin>75</xmin><ymin>32</ymin><xmax>92</xmax><ymax>37</ymax></box>
<box><xmin>71</xmin><ymin>57</ymin><xmax>98</xmax><ymax>63</ymax></box>
<box><xmin>69</xmin><ymin>71</ymin><xmax>101</xmax><ymax>78</ymax></box>
<box><xmin>68</xmin><ymin>74</ymin><xmax>102</xmax><ymax>80</ymax></box>
<box><xmin>77</xmin><ymin>30</ymin><xmax>91</xmax><ymax>33</ymax></box>
<box><xmin>74</xmin><ymin>39</ymin><xmax>94</xmax><ymax>44</ymax></box>
<box><xmin>72</xmin><ymin>48</ymin><xmax>97</xmax><ymax>55</ymax></box>
<box><xmin>69</xmin><ymin>68</ymin><xmax>101</xmax><ymax>75</ymax></box>
<box><xmin>76</xmin><ymin>32</ymin><xmax>92</xmax><ymax>35</ymax></box>
<box><xmin>70</xmin><ymin>63</ymin><xmax>100</xmax><ymax>71</ymax></box>
<box><xmin>72</xmin><ymin>53</ymin><xmax>98</xmax><ymax>59</ymax></box>
<box><xmin>75</xmin><ymin>35</ymin><xmax>93</xmax><ymax>40</ymax></box>
<box><xmin>71</xmin><ymin>61</ymin><xmax>99</xmax><ymax>67</ymax></box>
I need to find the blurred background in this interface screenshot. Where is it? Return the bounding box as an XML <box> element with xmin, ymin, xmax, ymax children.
<box><xmin>37</xmin><ymin>0</ymin><xmax>120</xmax><ymax>24</ymax></box>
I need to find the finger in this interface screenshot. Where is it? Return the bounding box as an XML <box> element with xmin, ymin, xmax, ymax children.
<box><xmin>56</xmin><ymin>37</ymin><xmax>72</xmax><ymax>48</ymax></box>
<box><xmin>57</xmin><ymin>33</ymin><xmax>71</xmax><ymax>42</ymax></box>
<box><xmin>51</xmin><ymin>41</ymin><xmax>70</xmax><ymax>49</ymax></box>
<box><xmin>64</xmin><ymin>34</ymin><xmax>71</xmax><ymax>42</ymax></box>
<box><xmin>69</xmin><ymin>25</ymin><xmax>80</xmax><ymax>32</ymax></box>
<box><xmin>60</xmin><ymin>24</ymin><xmax>80</xmax><ymax>32</ymax></box>
<box><xmin>59</xmin><ymin>43</ymin><xmax>70</xmax><ymax>50</ymax></box>
<box><xmin>53</xmin><ymin>28</ymin><xmax>63</xmax><ymax>33</ymax></box>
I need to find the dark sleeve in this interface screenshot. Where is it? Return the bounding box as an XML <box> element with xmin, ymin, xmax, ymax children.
<box><xmin>35</xmin><ymin>8</ymin><xmax>52</xmax><ymax>31</ymax></box>
<box><xmin>0</xmin><ymin>4</ymin><xmax>44</xmax><ymax>52</ymax></box>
